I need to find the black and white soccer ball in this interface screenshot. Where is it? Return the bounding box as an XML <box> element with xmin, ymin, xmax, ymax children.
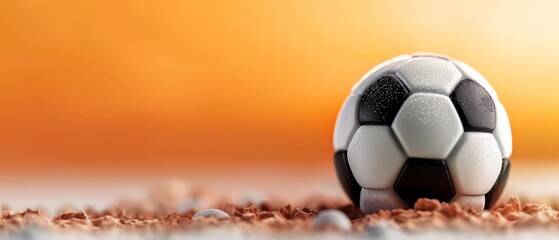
<box><xmin>333</xmin><ymin>53</ymin><xmax>512</xmax><ymax>214</ymax></box>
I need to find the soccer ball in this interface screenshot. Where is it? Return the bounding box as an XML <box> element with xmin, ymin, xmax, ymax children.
<box><xmin>333</xmin><ymin>53</ymin><xmax>512</xmax><ymax>214</ymax></box>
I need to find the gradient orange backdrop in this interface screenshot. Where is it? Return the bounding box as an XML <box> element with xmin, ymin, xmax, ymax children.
<box><xmin>1</xmin><ymin>1</ymin><xmax>558</xmax><ymax>181</ymax></box>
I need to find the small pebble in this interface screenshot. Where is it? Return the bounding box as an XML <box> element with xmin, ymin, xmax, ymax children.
<box><xmin>191</xmin><ymin>209</ymin><xmax>230</xmax><ymax>219</ymax></box>
<box><xmin>366</xmin><ymin>221</ymin><xmax>391</xmax><ymax>237</ymax></box>
<box><xmin>311</xmin><ymin>210</ymin><xmax>351</xmax><ymax>231</ymax></box>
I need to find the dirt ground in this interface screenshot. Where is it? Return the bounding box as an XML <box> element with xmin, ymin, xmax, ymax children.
<box><xmin>1</xmin><ymin>192</ymin><xmax>558</xmax><ymax>238</ymax></box>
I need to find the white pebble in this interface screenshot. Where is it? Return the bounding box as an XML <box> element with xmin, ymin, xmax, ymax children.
<box><xmin>366</xmin><ymin>221</ymin><xmax>390</xmax><ymax>237</ymax></box>
<box><xmin>191</xmin><ymin>209</ymin><xmax>230</xmax><ymax>219</ymax></box>
<box><xmin>311</xmin><ymin>210</ymin><xmax>352</xmax><ymax>231</ymax></box>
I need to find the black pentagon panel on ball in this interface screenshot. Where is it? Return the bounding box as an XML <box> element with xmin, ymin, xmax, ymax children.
<box><xmin>484</xmin><ymin>159</ymin><xmax>511</xmax><ymax>209</ymax></box>
<box><xmin>358</xmin><ymin>74</ymin><xmax>410</xmax><ymax>125</ymax></box>
<box><xmin>334</xmin><ymin>150</ymin><xmax>361</xmax><ymax>206</ymax></box>
<box><xmin>393</xmin><ymin>158</ymin><xmax>455</xmax><ymax>207</ymax></box>
<box><xmin>450</xmin><ymin>79</ymin><xmax>496</xmax><ymax>132</ymax></box>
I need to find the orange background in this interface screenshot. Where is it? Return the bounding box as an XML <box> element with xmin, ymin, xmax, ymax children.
<box><xmin>1</xmin><ymin>1</ymin><xmax>558</xmax><ymax>182</ymax></box>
